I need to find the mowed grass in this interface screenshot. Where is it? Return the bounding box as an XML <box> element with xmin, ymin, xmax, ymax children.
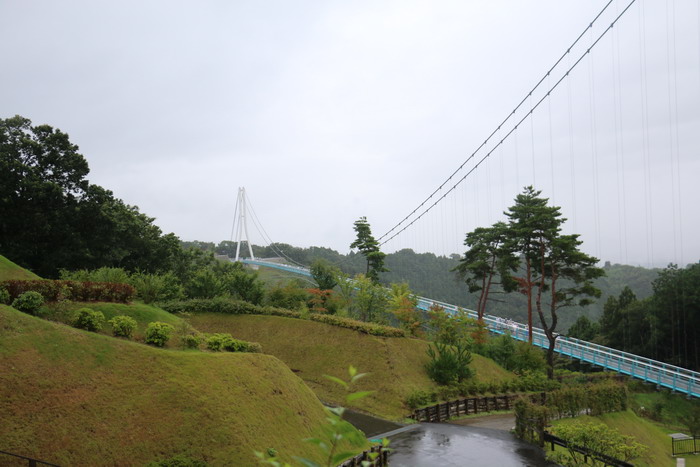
<box><xmin>0</xmin><ymin>255</ymin><xmax>40</xmax><ymax>281</ymax></box>
<box><xmin>41</xmin><ymin>301</ymin><xmax>188</xmax><ymax>347</ymax></box>
<box><xmin>186</xmin><ymin>313</ymin><xmax>516</xmax><ymax>420</ymax></box>
<box><xmin>551</xmin><ymin>410</ymin><xmax>700</xmax><ymax>467</ymax></box>
<box><xmin>0</xmin><ymin>305</ymin><xmax>368</xmax><ymax>466</ymax></box>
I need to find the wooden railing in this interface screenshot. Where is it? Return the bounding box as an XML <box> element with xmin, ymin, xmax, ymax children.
<box><xmin>409</xmin><ymin>392</ymin><xmax>546</xmax><ymax>422</ymax></box>
<box><xmin>337</xmin><ymin>445</ymin><xmax>388</xmax><ymax>467</ymax></box>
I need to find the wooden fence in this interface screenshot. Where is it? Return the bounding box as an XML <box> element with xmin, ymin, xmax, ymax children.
<box><xmin>337</xmin><ymin>445</ymin><xmax>388</xmax><ymax>467</ymax></box>
<box><xmin>410</xmin><ymin>392</ymin><xmax>546</xmax><ymax>422</ymax></box>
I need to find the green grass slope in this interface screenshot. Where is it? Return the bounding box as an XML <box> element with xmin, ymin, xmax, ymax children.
<box><xmin>42</xmin><ymin>301</ymin><xmax>187</xmax><ymax>347</ymax></box>
<box><xmin>552</xmin><ymin>410</ymin><xmax>700</xmax><ymax>467</ymax></box>
<box><xmin>0</xmin><ymin>305</ymin><xmax>367</xmax><ymax>466</ymax></box>
<box><xmin>186</xmin><ymin>313</ymin><xmax>515</xmax><ymax>420</ymax></box>
<box><xmin>0</xmin><ymin>255</ymin><xmax>40</xmax><ymax>281</ymax></box>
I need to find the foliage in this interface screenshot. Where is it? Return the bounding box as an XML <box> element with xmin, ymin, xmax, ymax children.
<box><xmin>548</xmin><ymin>421</ymin><xmax>647</xmax><ymax>466</ymax></box>
<box><xmin>350</xmin><ymin>217</ymin><xmax>388</xmax><ymax>283</ymax></box>
<box><xmin>307</xmin><ymin>288</ymin><xmax>340</xmax><ymax>314</ymax></box>
<box><xmin>205</xmin><ymin>333</ymin><xmax>261</xmax><ymax>353</ymax></box>
<box><xmin>308</xmin><ymin>313</ymin><xmax>406</xmax><ymax>337</ymax></box>
<box><xmin>181</xmin><ymin>333</ymin><xmax>203</xmax><ymax>349</ymax></box>
<box><xmin>130</xmin><ymin>271</ymin><xmax>184</xmax><ymax>303</ymax></box>
<box><xmin>72</xmin><ymin>308</ymin><xmax>106</xmax><ymax>332</ymax></box>
<box><xmin>387</xmin><ymin>282</ymin><xmax>422</xmax><ymax>336</ymax></box>
<box><xmin>108</xmin><ymin>315</ymin><xmax>137</xmax><ymax>338</ymax></box>
<box><xmin>454</xmin><ymin>221</ymin><xmax>518</xmax><ymax>320</ymax></box>
<box><xmin>566</xmin><ymin>315</ymin><xmax>599</xmax><ymax>341</ymax></box>
<box><xmin>0</xmin><ymin>116</ymin><xmax>182</xmax><ymax>278</ymax></box>
<box><xmin>425</xmin><ymin>341</ymin><xmax>474</xmax><ymax>385</ymax></box>
<box><xmin>145</xmin><ymin>322</ymin><xmax>174</xmax><ymax>347</ymax></box>
<box><xmin>220</xmin><ymin>263</ymin><xmax>266</xmax><ymax>305</ymax></box>
<box><xmin>514</xmin><ymin>397</ymin><xmax>551</xmax><ymax>445</ymax></box>
<box><xmin>504</xmin><ymin>186</ymin><xmax>604</xmax><ymax>377</ymax></box>
<box><xmin>1</xmin><ymin>279</ymin><xmax>135</xmax><ymax>303</ymax></box>
<box><xmin>427</xmin><ymin>306</ymin><xmax>476</xmax><ymax>346</ymax></box>
<box><xmin>11</xmin><ymin>291</ymin><xmax>44</xmax><ymax>314</ymax></box>
<box><xmin>350</xmin><ymin>273</ymin><xmax>388</xmax><ymax>323</ymax></box>
<box><xmin>680</xmin><ymin>406</ymin><xmax>700</xmax><ymax>437</ymax></box>
<box><xmin>0</xmin><ymin>286</ymin><xmax>9</xmax><ymax>305</ymax></box>
<box><xmin>593</xmin><ymin>263</ymin><xmax>700</xmax><ymax>370</ymax></box>
<box><xmin>310</xmin><ymin>259</ymin><xmax>338</xmax><ymax>290</ymax></box>
<box><xmin>479</xmin><ymin>335</ymin><xmax>547</xmax><ymax>374</ymax></box>
<box><xmin>266</xmin><ymin>282</ymin><xmax>310</xmax><ymax>310</ymax></box>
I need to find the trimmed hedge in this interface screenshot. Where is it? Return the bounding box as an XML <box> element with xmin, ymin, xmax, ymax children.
<box><xmin>159</xmin><ymin>298</ymin><xmax>407</xmax><ymax>338</ymax></box>
<box><xmin>205</xmin><ymin>333</ymin><xmax>262</xmax><ymax>353</ymax></box>
<box><xmin>0</xmin><ymin>279</ymin><xmax>135</xmax><ymax>303</ymax></box>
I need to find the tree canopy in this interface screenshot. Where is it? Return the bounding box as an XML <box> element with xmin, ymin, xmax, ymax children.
<box><xmin>0</xmin><ymin>116</ymin><xmax>180</xmax><ymax>277</ymax></box>
<box><xmin>350</xmin><ymin>217</ymin><xmax>388</xmax><ymax>283</ymax></box>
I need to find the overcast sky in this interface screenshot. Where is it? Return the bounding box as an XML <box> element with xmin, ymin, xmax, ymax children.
<box><xmin>1</xmin><ymin>0</ymin><xmax>698</xmax><ymax>268</ymax></box>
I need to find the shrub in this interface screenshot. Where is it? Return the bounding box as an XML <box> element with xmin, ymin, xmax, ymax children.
<box><xmin>0</xmin><ymin>279</ymin><xmax>135</xmax><ymax>303</ymax></box>
<box><xmin>425</xmin><ymin>341</ymin><xmax>474</xmax><ymax>385</ymax></box>
<box><xmin>109</xmin><ymin>315</ymin><xmax>137</xmax><ymax>338</ymax></box>
<box><xmin>406</xmin><ymin>390</ymin><xmax>434</xmax><ymax>409</ymax></box>
<box><xmin>205</xmin><ymin>333</ymin><xmax>261</xmax><ymax>353</ymax></box>
<box><xmin>11</xmin><ymin>291</ymin><xmax>44</xmax><ymax>314</ymax></box>
<box><xmin>72</xmin><ymin>308</ymin><xmax>106</xmax><ymax>332</ymax></box>
<box><xmin>0</xmin><ymin>287</ymin><xmax>10</xmax><ymax>305</ymax></box>
<box><xmin>181</xmin><ymin>334</ymin><xmax>203</xmax><ymax>349</ymax></box>
<box><xmin>145</xmin><ymin>322</ymin><xmax>174</xmax><ymax>347</ymax></box>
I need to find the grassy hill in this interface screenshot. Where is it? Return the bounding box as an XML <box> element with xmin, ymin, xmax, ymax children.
<box><xmin>40</xmin><ymin>301</ymin><xmax>188</xmax><ymax>347</ymax></box>
<box><xmin>552</xmin><ymin>410</ymin><xmax>699</xmax><ymax>467</ymax></box>
<box><xmin>185</xmin><ymin>313</ymin><xmax>515</xmax><ymax>420</ymax></box>
<box><xmin>0</xmin><ymin>305</ymin><xmax>368</xmax><ymax>466</ymax></box>
<box><xmin>0</xmin><ymin>254</ymin><xmax>40</xmax><ymax>281</ymax></box>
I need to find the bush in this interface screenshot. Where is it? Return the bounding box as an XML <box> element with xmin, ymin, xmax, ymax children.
<box><xmin>109</xmin><ymin>315</ymin><xmax>137</xmax><ymax>338</ymax></box>
<box><xmin>405</xmin><ymin>390</ymin><xmax>434</xmax><ymax>409</ymax></box>
<box><xmin>145</xmin><ymin>322</ymin><xmax>174</xmax><ymax>347</ymax></box>
<box><xmin>72</xmin><ymin>308</ymin><xmax>106</xmax><ymax>332</ymax></box>
<box><xmin>0</xmin><ymin>279</ymin><xmax>135</xmax><ymax>303</ymax></box>
<box><xmin>205</xmin><ymin>333</ymin><xmax>262</xmax><ymax>353</ymax></box>
<box><xmin>181</xmin><ymin>334</ymin><xmax>203</xmax><ymax>349</ymax></box>
<box><xmin>425</xmin><ymin>341</ymin><xmax>474</xmax><ymax>385</ymax></box>
<box><xmin>0</xmin><ymin>287</ymin><xmax>10</xmax><ymax>305</ymax></box>
<box><xmin>11</xmin><ymin>291</ymin><xmax>44</xmax><ymax>314</ymax></box>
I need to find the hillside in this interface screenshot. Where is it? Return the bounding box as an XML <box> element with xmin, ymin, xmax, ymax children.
<box><xmin>552</xmin><ymin>410</ymin><xmax>699</xmax><ymax>467</ymax></box>
<box><xmin>0</xmin><ymin>305</ymin><xmax>367</xmax><ymax>466</ymax></box>
<box><xmin>0</xmin><ymin>254</ymin><xmax>40</xmax><ymax>281</ymax></box>
<box><xmin>185</xmin><ymin>313</ymin><xmax>515</xmax><ymax>420</ymax></box>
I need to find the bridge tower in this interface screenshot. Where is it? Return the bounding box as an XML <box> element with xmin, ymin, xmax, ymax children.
<box><xmin>233</xmin><ymin>187</ymin><xmax>255</xmax><ymax>262</ymax></box>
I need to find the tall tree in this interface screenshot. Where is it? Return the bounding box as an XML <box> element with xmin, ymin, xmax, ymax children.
<box><xmin>536</xmin><ymin>233</ymin><xmax>604</xmax><ymax>378</ymax></box>
<box><xmin>350</xmin><ymin>217</ymin><xmax>388</xmax><ymax>283</ymax></box>
<box><xmin>0</xmin><ymin>116</ymin><xmax>180</xmax><ymax>277</ymax></box>
<box><xmin>454</xmin><ymin>221</ymin><xmax>518</xmax><ymax>321</ymax></box>
<box><xmin>505</xmin><ymin>186</ymin><xmax>564</xmax><ymax>344</ymax></box>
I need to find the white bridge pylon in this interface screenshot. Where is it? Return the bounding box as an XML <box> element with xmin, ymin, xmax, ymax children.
<box><xmin>233</xmin><ymin>187</ymin><xmax>255</xmax><ymax>262</ymax></box>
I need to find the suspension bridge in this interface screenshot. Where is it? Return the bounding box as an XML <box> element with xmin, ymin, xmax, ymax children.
<box><xmin>231</xmin><ymin>0</ymin><xmax>700</xmax><ymax>397</ymax></box>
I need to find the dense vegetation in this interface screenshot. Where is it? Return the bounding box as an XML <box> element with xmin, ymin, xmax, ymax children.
<box><xmin>569</xmin><ymin>262</ymin><xmax>700</xmax><ymax>371</ymax></box>
<box><xmin>185</xmin><ymin>240</ymin><xmax>659</xmax><ymax>331</ymax></box>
